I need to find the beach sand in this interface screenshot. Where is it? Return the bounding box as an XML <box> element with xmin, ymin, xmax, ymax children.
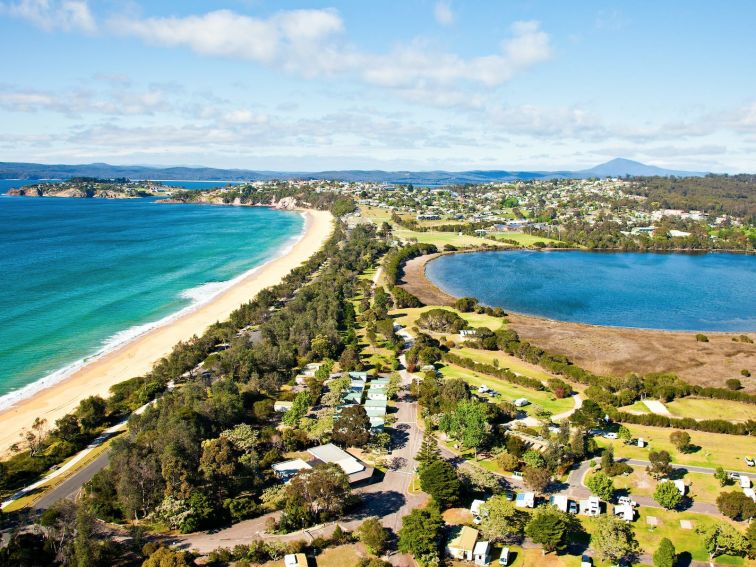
<box><xmin>0</xmin><ymin>208</ymin><xmax>334</xmax><ymax>454</ymax></box>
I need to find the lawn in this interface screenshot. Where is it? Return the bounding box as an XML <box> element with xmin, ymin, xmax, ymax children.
<box><xmin>610</xmin><ymin>466</ymin><xmax>723</xmax><ymax>505</ymax></box>
<box><xmin>619</xmin><ymin>400</ymin><xmax>651</xmax><ymax>414</ymax></box>
<box><xmin>452</xmin><ymin>346</ymin><xmax>555</xmax><ymax>382</ymax></box>
<box><xmin>665</xmin><ymin>397</ymin><xmax>756</xmax><ymax>422</ymax></box>
<box><xmin>394</xmin><ymin>227</ymin><xmax>495</xmax><ymax>248</ymax></box>
<box><xmin>439</xmin><ymin>364</ymin><xmax>574</xmax><ymax>416</ymax></box>
<box><xmin>392</xmin><ymin>306</ymin><xmax>505</xmax><ymax>334</ymax></box>
<box><xmin>595</xmin><ymin>423</ymin><xmax>756</xmax><ymax>472</ymax></box>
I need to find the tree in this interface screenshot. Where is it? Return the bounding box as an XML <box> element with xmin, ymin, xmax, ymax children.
<box><xmin>746</xmin><ymin>520</ymin><xmax>756</xmax><ymax>559</ymax></box>
<box><xmin>726</xmin><ymin>378</ymin><xmax>742</xmax><ymax>390</ymax></box>
<box><xmin>286</xmin><ymin>463</ymin><xmax>351</xmax><ymax>519</ymax></box>
<box><xmin>653</xmin><ymin>537</ymin><xmax>676</xmax><ymax>567</ymax></box>
<box><xmin>282</xmin><ymin>391</ymin><xmax>312</xmax><ymax>426</ymax></box>
<box><xmin>653</xmin><ymin>481</ymin><xmax>682</xmax><ymax>510</ymax></box>
<box><xmin>698</xmin><ymin>523</ymin><xmax>748</xmax><ymax>561</ymax></box>
<box><xmin>717</xmin><ymin>491</ymin><xmax>756</xmax><ymax>521</ymax></box>
<box><xmin>496</xmin><ymin>451</ymin><xmax>520</xmax><ymax>472</ymax></box>
<box><xmin>647</xmin><ymin>450</ymin><xmax>673</xmax><ymax>479</ymax></box>
<box><xmin>522</xmin><ymin>449</ymin><xmax>546</xmax><ymax>469</ymax></box>
<box><xmin>416</xmin><ymin>429</ymin><xmax>441</xmax><ymax>472</ymax></box>
<box><xmin>357</xmin><ymin>518</ymin><xmax>388</xmax><ymax>555</ymax></box>
<box><xmin>569</xmin><ymin>399</ymin><xmax>604</xmax><ymax>429</ymax></box>
<box><xmin>586</xmin><ymin>472</ymin><xmax>615</xmax><ymax>502</ymax></box>
<box><xmin>525</xmin><ymin>506</ymin><xmax>579</xmax><ymax>553</ymax></box>
<box><xmin>142</xmin><ymin>546</ymin><xmax>194</xmax><ymax>567</ymax></box>
<box><xmin>592</xmin><ymin>515</ymin><xmax>639</xmax><ymax>564</ymax></box>
<box><xmin>618</xmin><ymin>425</ymin><xmax>632</xmax><ymax>443</ymax></box>
<box><xmin>77</xmin><ymin>396</ymin><xmax>107</xmax><ymax>431</ymax></box>
<box><xmin>398</xmin><ymin>503</ymin><xmax>444</xmax><ymax>566</ymax></box>
<box><xmin>419</xmin><ymin>460</ymin><xmax>461</xmax><ymax>509</ymax></box>
<box><xmin>199</xmin><ymin>436</ymin><xmax>239</xmax><ymax>500</ymax></box>
<box><xmin>439</xmin><ymin>399</ymin><xmax>490</xmax><ymax>457</ymax></box>
<box><xmin>669</xmin><ymin>430</ymin><xmax>691</xmax><ymax>452</ymax></box>
<box><xmin>714</xmin><ymin>466</ymin><xmax>729</xmax><ymax>487</ymax></box>
<box><xmin>523</xmin><ymin>467</ymin><xmax>551</xmax><ymax>494</ymax></box>
<box><xmin>332</xmin><ymin>405</ymin><xmax>371</xmax><ymax>448</ymax></box>
<box><xmin>479</xmin><ymin>495</ymin><xmax>526</xmax><ymax>543</ymax></box>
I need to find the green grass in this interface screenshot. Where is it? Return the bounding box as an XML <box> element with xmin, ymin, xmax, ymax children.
<box><xmin>439</xmin><ymin>364</ymin><xmax>574</xmax><ymax>416</ymax></box>
<box><xmin>665</xmin><ymin>397</ymin><xmax>756</xmax><ymax>422</ymax></box>
<box><xmin>392</xmin><ymin>306</ymin><xmax>505</xmax><ymax>334</ymax></box>
<box><xmin>489</xmin><ymin>232</ymin><xmax>561</xmax><ymax>246</ymax></box>
<box><xmin>452</xmin><ymin>346</ymin><xmax>555</xmax><ymax>382</ymax></box>
<box><xmin>619</xmin><ymin>400</ymin><xmax>652</xmax><ymax>414</ymax></box>
<box><xmin>595</xmin><ymin>423</ymin><xmax>756</xmax><ymax>472</ymax></box>
<box><xmin>610</xmin><ymin>466</ymin><xmax>724</xmax><ymax>505</ymax></box>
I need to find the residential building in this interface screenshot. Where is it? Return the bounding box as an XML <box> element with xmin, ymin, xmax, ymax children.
<box><xmin>447</xmin><ymin>526</ymin><xmax>479</xmax><ymax>561</ymax></box>
<box><xmin>515</xmin><ymin>492</ymin><xmax>535</xmax><ymax>508</ymax></box>
<box><xmin>579</xmin><ymin>496</ymin><xmax>602</xmax><ymax>516</ymax></box>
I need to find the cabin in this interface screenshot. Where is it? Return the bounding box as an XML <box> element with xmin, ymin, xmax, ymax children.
<box><xmin>580</xmin><ymin>496</ymin><xmax>602</xmax><ymax>517</ymax></box>
<box><xmin>447</xmin><ymin>526</ymin><xmax>480</xmax><ymax>561</ymax></box>
<box><xmin>550</xmin><ymin>494</ymin><xmax>569</xmax><ymax>513</ymax></box>
<box><xmin>274</xmin><ymin>400</ymin><xmax>293</xmax><ymax>413</ymax></box>
<box><xmin>473</xmin><ymin>540</ymin><xmax>491</xmax><ymax>566</ymax></box>
<box><xmin>272</xmin><ymin>459</ymin><xmax>312</xmax><ymax>483</ymax></box>
<box><xmin>306</xmin><ymin>443</ymin><xmax>374</xmax><ymax>484</ymax></box>
<box><xmin>614</xmin><ymin>502</ymin><xmax>635</xmax><ymax>522</ymax></box>
<box><xmin>515</xmin><ymin>492</ymin><xmax>535</xmax><ymax>508</ymax></box>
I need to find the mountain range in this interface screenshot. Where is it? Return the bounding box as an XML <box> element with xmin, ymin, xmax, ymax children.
<box><xmin>0</xmin><ymin>158</ymin><xmax>708</xmax><ymax>184</ymax></box>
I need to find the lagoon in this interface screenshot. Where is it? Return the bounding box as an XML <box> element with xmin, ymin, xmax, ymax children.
<box><xmin>425</xmin><ymin>250</ymin><xmax>756</xmax><ymax>331</ymax></box>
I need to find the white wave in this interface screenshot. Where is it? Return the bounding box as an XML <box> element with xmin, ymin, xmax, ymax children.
<box><xmin>0</xmin><ymin>214</ymin><xmax>308</xmax><ymax>412</ymax></box>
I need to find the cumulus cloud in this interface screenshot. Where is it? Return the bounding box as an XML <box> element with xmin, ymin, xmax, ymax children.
<box><xmin>1</xmin><ymin>0</ymin><xmax>96</xmax><ymax>32</ymax></box>
<box><xmin>434</xmin><ymin>1</ymin><xmax>454</xmax><ymax>26</ymax></box>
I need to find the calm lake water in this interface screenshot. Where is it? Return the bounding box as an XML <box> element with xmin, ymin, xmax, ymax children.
<box><xmin>0</xmin><ymin>196</ymin><xmax>302</xmax><ymax>405</ymax></box>
<box><xmin>426</xmin><ymin>250</ymin><xmax>756</xmax><ymax>331</ymax></box>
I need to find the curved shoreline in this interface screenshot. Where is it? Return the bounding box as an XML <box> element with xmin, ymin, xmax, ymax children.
<box><xmin>401</xmin><ymin>251</ymin><xmax>756</xmax><ymax>390</ymax></box>
<box><xmin>0</xmin><ymin>208</ymin><xmax>334</xmax><ymax>453</ymax></box>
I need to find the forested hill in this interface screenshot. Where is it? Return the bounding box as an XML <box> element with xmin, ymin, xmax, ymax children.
<box><xmin>0</xmin><ymin>158</ymin><xmax>708</xmax><ymax>184</ymax></box>
<box><xmin>632</xmin><ymin>175</ymin><xmax>756</xmax><ymax>221</ymax></box>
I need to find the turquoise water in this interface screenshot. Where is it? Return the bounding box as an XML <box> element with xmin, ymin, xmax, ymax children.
<box><xmin>0</xmin><ymin>196</ymin><xmax>303</xmax><ymax>404</ymax></box>
<box><xmin>426</xmin><ymin>250</ymin><xmax>756</xmax><ymax>331</ymax></box>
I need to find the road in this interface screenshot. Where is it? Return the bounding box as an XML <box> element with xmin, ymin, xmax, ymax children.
<box><xmin>33</xmin><ymin>448</ymin><xmax>113</xmax><ymax>511</ymax></box>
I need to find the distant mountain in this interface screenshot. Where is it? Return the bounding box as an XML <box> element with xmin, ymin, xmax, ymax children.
<box><xmin>0</xmin><ymin>158</ymin><xmax>709</xmax><ymax>185</ymax></box>
<box><xmin>575</xmin><ymin>158</ymin><xmax>707</xmax><ymax>178</ymax></box>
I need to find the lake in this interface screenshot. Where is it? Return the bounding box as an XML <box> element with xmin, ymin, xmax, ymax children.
<box><xmin>425</xmin><ymin>250</ymin><xmax>756</xmax><ymax>331</ymax></box>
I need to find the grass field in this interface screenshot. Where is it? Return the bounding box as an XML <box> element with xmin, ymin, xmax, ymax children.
<box><xmin>489</xmin><ymin>231</ymin><xmax>562</xmax><ymax>246</ymax></box>
<box><xmin>665</xmin><ymin>397</ymin><xmax>756</xmax><ymax>422</ymax></box>
<box><xmin>595</xmin><ymin>423</ymin><xmax>756</xmax><ymax>472</ymax></box>
<box><xmin>610</xmin><ymin>466</ymin><xmax>724</xmax><ymax>504</ymax></box>
<box><xmin>619</xmin><ymin>400</ymin><xmax>652</xmax><ymax>414</ymax></box>
<box><xmin>439</xmin><ymin>364</ymin><xmax>574</xmax><ymax>416</ymax></box>
<box><xmin>452</xmin><ymin>346</ymin><xmax>555</xmax><ymax>382</ymax></box>
<box><xmin>392</xmin><ymin>306</ymin><xmax>506</xmax><ymax>334</ymax></box>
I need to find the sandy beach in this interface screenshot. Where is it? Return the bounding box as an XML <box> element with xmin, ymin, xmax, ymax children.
<box><xmin>0</xmin><ymin>208</ymin><xmax>334</xmax><ymax>454</ymax></box>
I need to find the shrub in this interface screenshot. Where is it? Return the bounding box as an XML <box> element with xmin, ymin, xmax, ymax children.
<box><xmin>695</xmin><ymin>333</ymin><xmax>709</xmax><ymax>342</ymax></box>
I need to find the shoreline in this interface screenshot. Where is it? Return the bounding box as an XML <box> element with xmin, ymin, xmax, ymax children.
<box><xmin>0</xmin><ymin>208</ymin><xmax>334</xmax><ymax>453</ymax></box>
<box><xmin>400</xmin><ymin>251</ymin><xmax>755</xmax><ymax>390</ymax></box>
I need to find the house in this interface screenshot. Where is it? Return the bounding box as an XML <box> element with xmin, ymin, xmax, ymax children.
<box><xmin>274</xmin><ymin>400</ymin><xmax>293</xmax><ymax>413</ymax></box>
<box><xmin>284</xmin><ymin>553</ymin><xmax>308</xmax><ymax>567</ymax></box>
<box><xmin>513</xmin><ymin>398</ymin><xmax>530</xmax><ymax>407</ymax></box>
<box><xmin>668</xmin><ymin>229</ymin><xmax>691</xmax><ymax>238</ymax></box>
<box><xmin>459</xmin><ymin>329</ymin><xmax>477</xmax><ymax>338</ymax></box>
<box><xmin>447</xmin><ymin>526</ymin><xmax>479</xmax><ymax>561</ymax></box>
<box><xmin>473</xmin><ymin>540</ymin><xmax>491</xmax><ymax>566</ymax></box>
<box><xmin>349</xmin><ymin>371</ymin><xmax>369</xmax><ymax>381</ymax></box>
<box><xmin>515</xmin><ymin>492</ymin><xmax>535</xmax><ymax>508</ymax></box>
<box><xmin>369</xmin><ymin>378</ymin><xmax>390</xmax><ymax>389</ymax></box>
<box><xmin>579</xmin><ymin>496</ymin><xmax>602</xmax><ymax>516</ymax></box>
<box><xmin>550</xmin><ymin>494</ymin><xmax>569</xmax><ymax>513</ymax></box>
<box><xmin>366</xmin><ymin>390</ymin><xmax>388</xmax><ymax>401</ymax></box>
<box><xmin>614</xmin><ymin>503</ymin><xmax>635</xmax><ymax>522</ymax></box>
<box><xmin>302</xmin><ymin>363</ymin><xmax>322</xmax><ymax>377</ymax></box>
<box><xmin>306</xmin><ymin>443</ymin><xmax>373</xmax><ymax>484</ymax></box>
<box><xmin>272</xmin><ymin>459</ymin><xmax>312</xmax><ymax>483</ymax></box>
<box><xmin>739</xmin><ymin>475</ymin><xmax>752</xmax><ymax>489</ymax></box>
<box><xmin>470</xmin><ymin>499</ymin><xmax>485</xmax><ymax>518</ymax></box>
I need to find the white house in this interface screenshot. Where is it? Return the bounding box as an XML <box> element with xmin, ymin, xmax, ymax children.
<box><xmin>580</xmin><ymin>496</ymin><xmax>602</xmax><ymax>516</ymax></box>
<box><xmin>515</xmin><ymin>492</ymin><xmax>535</xmax><ymax>508</ymax></box>
<box><xmin>614</xmin><ymin>503</ymin><xmax>635</xmax><ymax>522</ymax></box>
<box><xmin>308</xmin><ymin>443</ymin><xmax>365</xmax><ymax>476</ymax></box>
<box><xmin>272</xmin><ymin>459</ymin><xmax>312</xmax><ymax>483</ymax></box>
<box><xmin>473</xmin><ymin>540</ymin><xmax>491</xmax><ymax>566</ymax></box>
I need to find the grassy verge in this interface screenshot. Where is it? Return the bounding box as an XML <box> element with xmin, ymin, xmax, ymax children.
<box><xmin>665</xmin><ymin>397</ymin><xmax>756</xmax><ymax>422</ymax></box>
<box><xmin>452</xmin><ymin>346</ymin><xmax>555</xmax><ymax>382</ymax></box>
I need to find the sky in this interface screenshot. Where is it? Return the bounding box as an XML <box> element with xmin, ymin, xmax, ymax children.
<box><xmin>0</xmin><ymin>1</ymin><xmax>755</xmax><ymax>172</ymax></box>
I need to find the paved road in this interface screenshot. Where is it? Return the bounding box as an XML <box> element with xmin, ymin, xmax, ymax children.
<box><xmin>33</xmin><ymin>448</ymin><xmax>113</xmax><ymax>511</ymax></box>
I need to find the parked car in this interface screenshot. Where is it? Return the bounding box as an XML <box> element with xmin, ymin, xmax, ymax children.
<box><xmin>745</xmin><ymin>456</ymin><xmax>755</xmax><ymax>467</ymax></box>
<box><xmin>603</xmin><ymin>432</ymin><xmax>618</xmax><ymax>439</ymax></box>
<box><xmin>729</xmin><ymin>471</ymin><xmax>742</xmax><ymax>480</ymax></box>
<box><xmin>499</xmin><ymin>547</ymin><xmax>510</xmax><ymax>565</ymax></box>
<box><xmin>568</xmin><ymin>500</ymin><xmax>578</xmax><ymax>514</ymax></box>
<box><xmin>512</xmin><ymin>471</ymin><xmax>524</xmax><ymax>478</ymax></box>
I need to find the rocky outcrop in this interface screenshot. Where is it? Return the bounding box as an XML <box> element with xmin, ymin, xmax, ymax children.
<box><xmin>271</xmin><ymin>196</ymin><xmax>298</xmax><ymax>210</ymax></box>
<box><xmin>6</xmin><ymin>187</ymin><xmax>43</xmax><ymax>197</ymax></box>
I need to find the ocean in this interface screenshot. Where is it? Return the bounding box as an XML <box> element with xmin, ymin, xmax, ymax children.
<box><xmin>426</xmin><ymin>250</ymin><xmax>756</xmax><ymax>331</ymax></box>
<box><xmin>0</xmin><ymin>195</ymin><xmax>303</xmax><ymax>406</ymax></box>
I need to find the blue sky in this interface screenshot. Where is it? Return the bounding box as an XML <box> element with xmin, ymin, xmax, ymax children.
<box><xmin>1</xmin><ymin>1</ymin><xmax>754</xmax><ymax>172</ymax></box>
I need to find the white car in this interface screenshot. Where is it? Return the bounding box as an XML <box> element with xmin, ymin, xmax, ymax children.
<box><xmin>745</xmin><ymin>456</ymin><xmax>755</xmax><ymax>467</ymax></box>
<box><xmin>603</xmin><ymin>432</ymin><xmax>618</xmax><ymax>439</ymax></box>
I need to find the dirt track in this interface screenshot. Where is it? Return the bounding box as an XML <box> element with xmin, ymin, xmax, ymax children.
<box><xmin>400</xmin><ymin>254</ymin><xmax>756</xmax><ymax>390</ymax></box>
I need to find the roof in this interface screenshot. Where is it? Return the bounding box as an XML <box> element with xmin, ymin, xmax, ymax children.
<box><xmin>470</xmin><ymin>499</ymin><xmax>485</xmax><ymax>515</ymax></box>
<box><xmin>364</xmin><ymin>398</ymin><xmax>388</xmax><ymax>408</ymax></box>
<box><xmin>284</xmin><ymin>553</ymin><xmax>308</xmax><ymax>567</ymax></box>
<box><xmin>365</xmin><ymin>406</ymin><xmax>387</xmax><ymax>417</ymax></box>
<box><xmin>473</xmin><ymin>541</ymin><xmax>490</xmax><ymax>555</ymax></box>
<box><xmin>740</xmin><ymin>475</ymin><xmax>751</xmax><ymax>488</ymax></box>
<box><xmin>448</xmin><ymin>526</ymin><xmax>479</xmax><ymax>552</ymax></box>
<box><xmin>307</xmin><ymin>443</ymin><xmax>365</xmax><ymax>475</ymax></box>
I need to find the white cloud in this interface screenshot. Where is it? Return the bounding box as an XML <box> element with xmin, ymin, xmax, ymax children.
<box><xmin>1</xmin><ymin>0</ymin><xmax>95</xmax><ymax>32</ymax></box>
<box><xmin>434</xmin><ymin>1</ymin><xmax>454</xmax><ymax>26</ymax></box>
